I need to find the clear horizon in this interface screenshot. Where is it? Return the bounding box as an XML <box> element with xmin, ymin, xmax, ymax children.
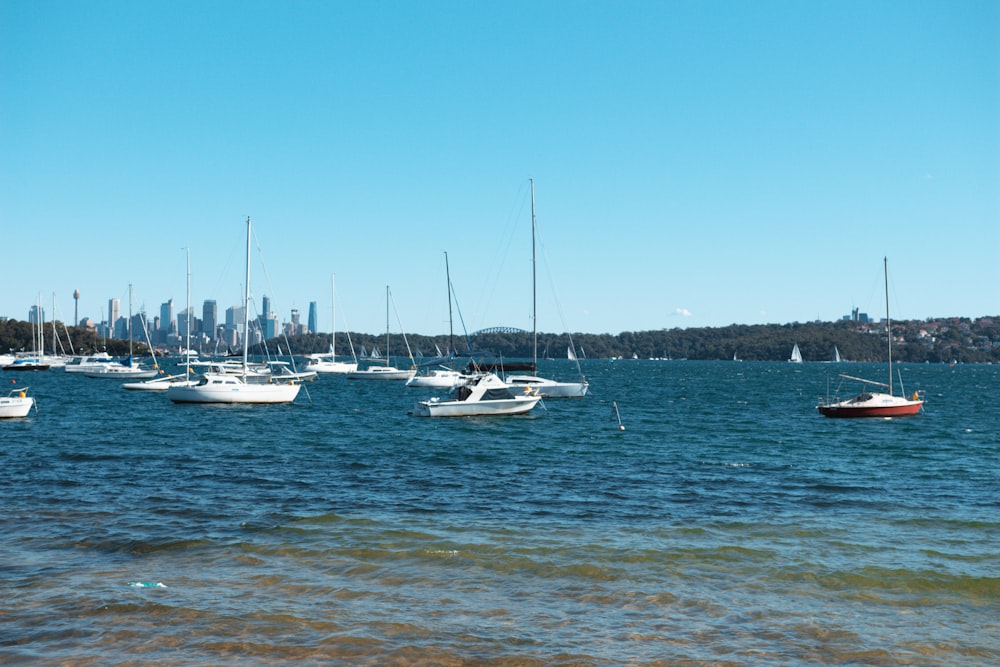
<box><xmin>2</xmin><ymin>1</ymin><xmax>997</xmax><ymax>335</ymax></box>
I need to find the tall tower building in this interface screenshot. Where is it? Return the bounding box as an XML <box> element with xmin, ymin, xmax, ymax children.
<box><xmin>108</xmin><ymin>298</ymin><xmax>121</xmax><ymax>338</ymax></box>
<box><xmin>202</xmin><ymin>300</ymin><xmax>217</xmax><ymax>341</ymax></box>
<box><xmin>177</xmin><ymin>307</ymin><xmax>192</xmax><ymax>340</ymax></box>
<box><xmin>28</xmin><ymin>304</ymin><xmax>44</xmax><ymax>325</ymax></box>
<box><xmin>307</xmin><ymin>301</ymin><xmax>318</xmax><ymax>334</ymax></box>
<box><xmin>160</xmin><ymin>299</ymin><xmax>174</xmax><ymax>332</ymax></box>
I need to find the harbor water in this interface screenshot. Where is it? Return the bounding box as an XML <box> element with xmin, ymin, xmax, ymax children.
<box><xmin>1</xmin><ymin>360</ymin><xmax>997</xmax><ymax>665</ymax></box>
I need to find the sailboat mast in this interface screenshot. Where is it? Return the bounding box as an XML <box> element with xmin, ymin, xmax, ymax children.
<box><xmin>128</xmin><ymin>284</ymin><xmax>134</xmax><ymax>362</ymax></box>
<box><xmin>185</xmin><ymin>247</ymin><xmax>191</xmax><ymax>379</ymax></box>
<box><xmin>445</xmin><ymin>251</ymin><xmax>454</xmax><ymax>355</ymax></box>
<box><xmin>530</xmin><ymin>178</ymin><xmax>537</xmax><ymax>372</ymax></box>
<box><xmin>884</xmin><ymin>256</ymin><xmax>892</xmax><ymax>396</ymax></box>
<box><xmin>330</xmin><ymin>274</ymin><xmax>336</xmax><ymax>358</ymax></box>
<box><xmin>51</xmin><ymin>293</ymin><xmax>57</xmax><ymax>356</ymax></box>
<box><xmin>243</xmin><ymin>217</ymin><xmax>252</xmax><ymax>381</ymax></box>
<box><xmin>38</xmin><ymin>294</ymin><xmax>44</xmax><ymax>358</ymax></box>
<box><xmin>385</xmin><ymin>285</ymin><xmax>390</xmax><ymax>367</ymax></box>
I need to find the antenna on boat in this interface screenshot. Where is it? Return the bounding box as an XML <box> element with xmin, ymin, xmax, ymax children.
<box><xmin>612</xmin><ymin>401</ymin><xmax>625</xmax><ymax>431</ymax></box>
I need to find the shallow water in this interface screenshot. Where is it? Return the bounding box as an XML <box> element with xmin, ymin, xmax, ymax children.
<box><xmin>2</xmin><ymin>360</ymin><xmax>997</xmax><ymax>665</ymax></box>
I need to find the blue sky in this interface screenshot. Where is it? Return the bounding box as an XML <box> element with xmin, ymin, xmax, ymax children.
<box><xmin>2</xmin><ymin>1</ymin><xmax>997</xmax><ymax>336</ymax></box>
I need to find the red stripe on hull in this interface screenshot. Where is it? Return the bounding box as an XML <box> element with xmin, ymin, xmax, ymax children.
<box><xmin>818</xmin><ymin>403</ymin><xmax>923</xmax><ymax>418</ymax></box>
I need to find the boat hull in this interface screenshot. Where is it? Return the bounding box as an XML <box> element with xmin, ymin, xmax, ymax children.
<box><xmin>505</xmin><ymin>375</ymin><xmax>589</xmax><ymax>398</ymax></box>
<box><xmin>406</xmin><ymin>370</ymin><xmax>466</xmax><ymax>389</ymax></box>
<box><xmin>167</xmin><ymin>375</ymin><xmax>301</xmax><ymax>404</ymax></box>
<box><xmin>817</xmin><ymin>392</ymin><xmax>923</xmax><ymax>418</ymax></box>
<box><xmin>0</xmin><ymin>396</ymin><xmax>34</xmax><ymax>418</ymax></box>
<box><xmin>413</xmin><ymin>395</ymin><xmax>540</xmax><ymax>417</ymax></box>
<box><xmin>347</xmin><ymin>367</ymin><xmax>416</xmax><ymax>381</ymax></box>
<box><xmin>3</xmin><ymin>362</ymin><xmax>50</xmax><ymax>371</ymax></box>
<box><xmin>123</xmin><ymin>376</ymin><xmax>198</xmax><ymax>391</ymax></box>
<box><xmin>306</xmin><ymin>360</ymin><xmax>358</xmax><ymax>374</ymax></box>
<box><xmin>84</xmin><ymin>368</ymin><xmax>160</xmax><ymax>379</ymax></box>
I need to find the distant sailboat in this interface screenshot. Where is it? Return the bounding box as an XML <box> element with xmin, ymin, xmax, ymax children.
<box><xmin>789</xmin><ymin>343</ymin><xmax>803</xmax><ymax>363</ymax></box>
<box><xmin>407</xmin><ymin>252</ymin><xmax>465</xmax><ymax>389</ymax></box>
<box><xmin>125</xmin><ymin>249</ymin><xmax>198</xmax><ymax>391</ymax></box>
<box><xmin>347</xmin><ymin>286</ymin><xmax>416</xmax><ymax>381</ymax></box>
<box><xmin>832</xmin><ymin>346</ymin><xmax>843</xmax><ymax>363</ymax></box>
<box><xmin>85</xmin><ymin>285</ymin><xmax>159</xmax><ymax>379</ymax></box>
<box><xmin>305</xmin><ymin>274</ymin><xmax>358</xmax><ymax>374</ymax></box>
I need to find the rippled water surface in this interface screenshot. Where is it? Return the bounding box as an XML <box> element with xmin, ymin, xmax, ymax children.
<box><xmin>2</xmin><ymin>360</ymin><xmax>997</xmax><ymax>665</ymax></box>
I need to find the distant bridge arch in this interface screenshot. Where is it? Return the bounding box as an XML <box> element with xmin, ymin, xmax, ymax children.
<box><xmin>471</xmin><ymin>326</ymin><xmax>527</xmax><ymax>336</ymax></box>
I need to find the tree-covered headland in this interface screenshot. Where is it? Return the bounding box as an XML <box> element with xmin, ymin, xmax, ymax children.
<box><xmin>6</xmin><ymin>316</ymin><xmax>994</xmax><ymax>364</ymax></box>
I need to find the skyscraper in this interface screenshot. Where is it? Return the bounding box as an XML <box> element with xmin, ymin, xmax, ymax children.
<box><xmin>202</xmin><ymin>300</ymin><xmax>217</xmax><ymax>341</ymax></box>
<box><xmin>177</xmin><ymin>307</ymin><xmax>193</xmax><ymax>341</ymax></box>
<box><xmin>160</xmin><ymin>299</ymin><xmax>174</xmax><ymax>333</ymax></box>
<box><xmin>307</xmin><ymin>301</ymin><xmax>318</xmax><ymax>334</ymax></box>
<box><xmin>108</xmin><ymin>298</ymin><xmax>121</xmax><ymax>338</ymax></box>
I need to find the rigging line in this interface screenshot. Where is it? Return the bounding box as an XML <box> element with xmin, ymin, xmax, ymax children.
<box><xmin>474</xmin><ymin>181</ymin><xmax>531</xmax><ymax>328</ymax></box>
<box><xmin>249</xmin><ymin>221</ymin><xmax>303</xmax><ymax>374</ymax></box>
<box><xmin>330</xmin><ymin>274</ymin><xmax>358</xmax><ymax>361</ymax></box>
<box><xmin>449</xmin><ymin>280</ymin><xmax>474</xmax><ymax>355</ymax></box>
<box><xmin>387</xmin><ymin>286</ymin><xmax>415</xmax><ymax>365</ymax></box>
<box><xmin>533</xmin><ymin>203</ymin><xmax>585</xmax><ymax>380</ymax></box>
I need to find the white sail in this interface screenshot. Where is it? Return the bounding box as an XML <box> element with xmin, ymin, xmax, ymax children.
<box><xmin>789</xmin><ymin>343</ymin><xmax>803</xmax><ymax>363</ymax></box>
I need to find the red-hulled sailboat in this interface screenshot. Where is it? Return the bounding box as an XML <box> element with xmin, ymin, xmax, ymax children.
<box><xmin>817</xmin><ymin>257</ymin><xmax>924</xmax><ymax>418</ymax></box>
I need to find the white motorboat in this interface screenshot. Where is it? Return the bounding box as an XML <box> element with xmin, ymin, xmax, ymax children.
<box><xmin>264</xmin><ymin>360</ymin><xmax>317</xmax><ymax>382</ymax></box>
<box><xmin>348</xmin><ymin>365</ymin><xmax>416</xmax><ymax>381</ymax></box>
<box><xmin>306</xmin><ymin>351</ymin><xmax>358</xmax><ymax>374</ymax></box>
<box><xmin>406</xmin><ymin>368</ymin><xmax>466</xmax><ymax>389</ymax></box>
<box><xmin>168</xmin><ymin>218</ymin><xmax>301</xmax><ymax>405</ymax></box>
<box><xmin>0</xmin><ymin>386</ymin><xmax>35</xmax><ymax>418</ymax></box>
<box><xmin>412</xmin><ymin>372</ymin><xmax>541</xmax><ymax>417</ymax></box>
<box><xmin>123</xmin><ymin>372</ymin><xmax>197</xmax><ymax>391</ymax></box>
<box><xmin>63</xmin><ymin>352</ymin><xmax>116</xmax><ymax>373</ymax></box>
<box><xmin>2</xmin><ymin>356</ymin><xmax>50</xmax><ymax>371</ymax></box>
<box><xmin>84</xmin><ymin>356</ymin><xmax>159</xmax><ymax>379</ymax></box>
<box><xmin>504</xmin><ymin>373</ymin><xmax>589</xmax><ymax>398</ymax></box>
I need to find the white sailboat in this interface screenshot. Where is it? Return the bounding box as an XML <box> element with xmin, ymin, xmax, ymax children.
<box><xmin>504</xmin><ymin>180</ymin><xmax>588</xmax><ymax>398</ymax></box>
<box><xmin>63</xmin><ymin>352</ymin><xmax>116</xmax><ymax>373</ymax></box>
<box><xmin>407</xmin><ymin>252</ymin><xmax>467</xmax><ymax>389</ymax></box>
<box><xmin>168</xmin><ymin>217</ymin><xmax>302</xmax><ymax>404</ymax></box>
<box><xmin>347</xmin><ymin>286</ymin><xmax>416</xmax><ymax>381</ymax></box>
<box><xmin>306</xmin><ymin>274</ymin><xmax>358</xmax><ymax>374</ymax></box>
<box><xmin>126</xmin><ymin>250</ymin><xmax>198</xmax><ymax>391</ymax></box>
<box><xmin>85</xmin><ymin>285</ymin><xmax>159</xmax><ymax>379</ymax></box>
<box><xmin>789</xmin><ymin>343</ymin><xmax>803</xmax><ymax>363</ymax></box>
